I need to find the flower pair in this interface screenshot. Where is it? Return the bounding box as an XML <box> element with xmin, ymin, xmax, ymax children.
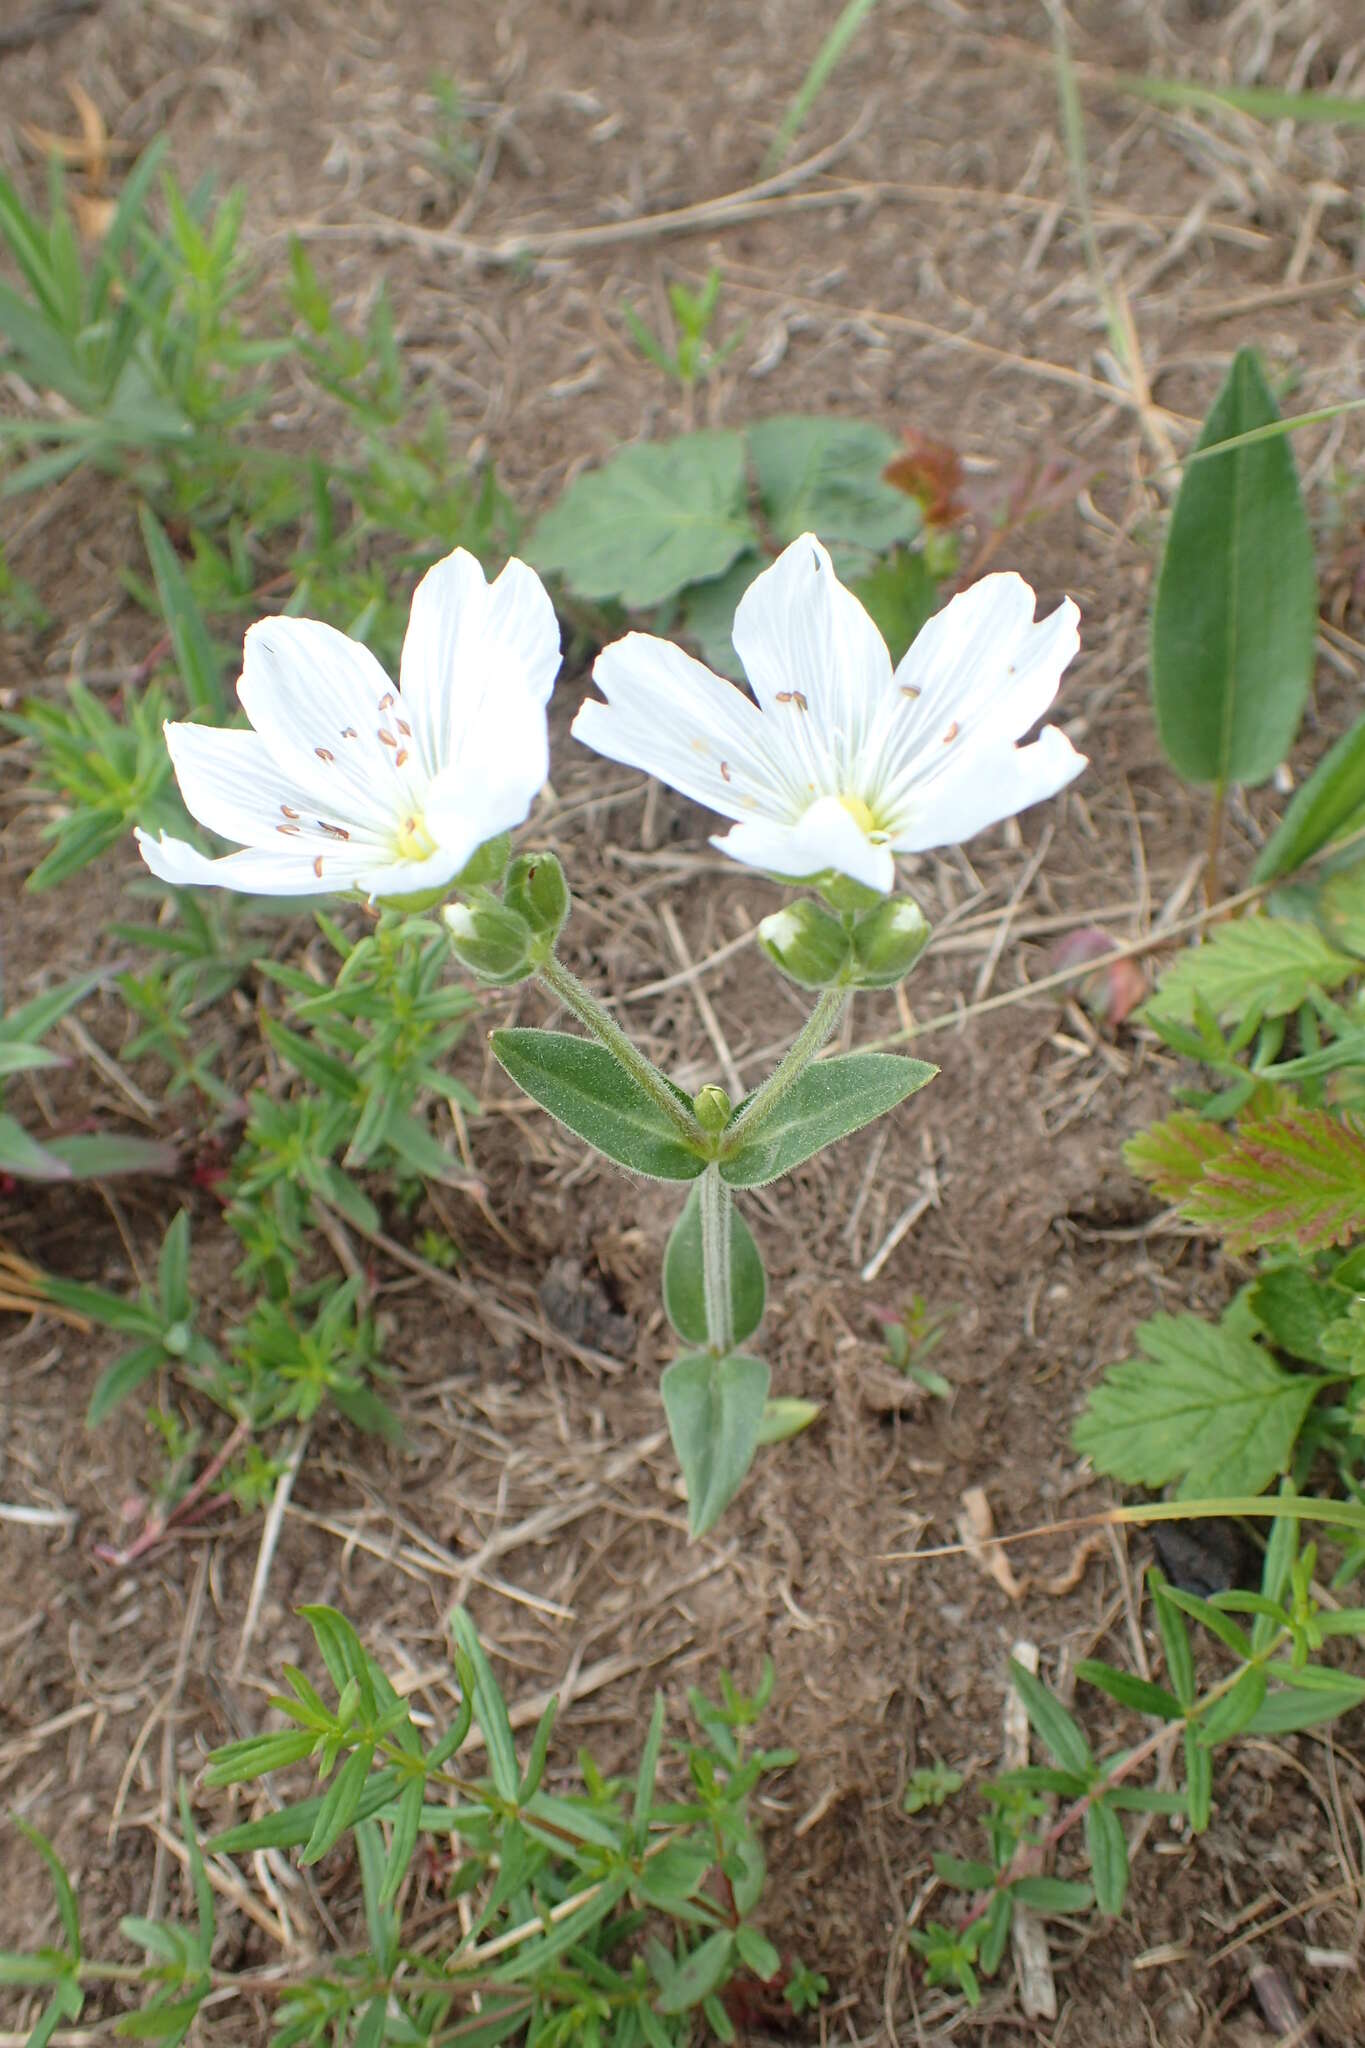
<box><xmin>136</xmin><ymin>537</ymin><xmax>1085</xmax><ymax>903</ymax></box>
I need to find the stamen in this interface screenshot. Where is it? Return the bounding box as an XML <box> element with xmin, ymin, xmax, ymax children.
<box><xmin>280</xmin><ymin>804</ymin><xmax>300</xmax><ymax>819</ymax></box>
<box><xmin>720</xmin><ymin>760</ymin><xmax>732</xmax><ymax>782</ymax></box>
<box><xmin>318</xmin><ymin>822</ymin><xmax>350</xmax><ymax>840</ymax></box>
<box><xmin>900</xmin><ymin>684</ymin><xmax>921</xmax><ymax>699</ymax></box>
<box><xmin>396</xmin><ymin>719</ymin><xmax>411</xmax><ymax>737</ymax></box>
<box><xmin>378</xmin><ymin>692</ymin><xmax>395</xmax><ymax>711</ymax></box>
<box><xmin>315</xmin><ymin>746</ymin><xmax>335</xmax><ymax>762</ymax></box>
<box><xmin>277</xmin><ymin>823</ymin><xmax>301</xmax><ymax>837</ymax></box>
<box><xmin>341</xmin><ymin>726</ymin><xmax>359</xmax><ymax>739</ymax></box>
<box><xmin>943</xmin><ymin>721</ymin><xmax>960</xmax><ymax>744</ymax></box>
<box><xmin>395</xmin><ymin>749</ymin><xmax>409</xmax><ymax>767</ymax></box>
<box><xmin>776</xmin><ymin>690</ymin><xmax>809</xmax><ymax>712</ymax></box>
<box><xmin>378</xmin><ymin>729</ymin><xmax>398</xmax><ymax>748</ymax></box>
<box><xmin>313</xmin><ymin>855</ymin><xmax>325</xmax><ymax>878</ymax></box>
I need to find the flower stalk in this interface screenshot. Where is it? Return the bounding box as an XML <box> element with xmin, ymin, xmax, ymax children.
<box><xmin>699</xmin><ymin>1164</ymin><xmax>735</xmax><ymax>1356</ymax></box>
<box><xmin>722</xmin><ymin>983</ymin><xmax>850</xmax><ymax>1153</ymax></box>
<box><xmin>536</xmin><ymin>951</ymin><xmax>705</xmax><ymax>1147</ymax></box>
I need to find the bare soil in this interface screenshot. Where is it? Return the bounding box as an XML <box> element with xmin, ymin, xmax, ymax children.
<box><xmin>3</xmin><ymin>1</ymin><xmax>1365</xmax><ymax>2043</ymax></box>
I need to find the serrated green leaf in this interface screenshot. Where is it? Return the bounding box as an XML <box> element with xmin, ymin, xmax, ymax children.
<box><xmin>1151</xmin><ymin>347</ymin><xmax>1316</xmax><ymax>787</ymax></box>
<box><xmin>719</xmin><ymin>1052</ymin><xmax>936</xmax><ymax>1187</ymax></box>
<box><xmin>1008</xmin><ymin>1657</ymin><xmax>1092</xmax><ymax>1774</ymax></box>
<box><xmin>491</xmin><ymin>1029</ymin><xmax>706</xmax><ymax>1182</ymax></box>
<box><xmin>661</xmin><ymin>1351</ymin><xmax>769</xmax><ymax>1537</ymax></box>
<box><xmin>749</xmin><ymin>415</ymin><xmax>919</xmax><ymax>555</ymax></box>
<box><xmin>1147</xmin><ymin>915</ymin><xmax>1356</xmax><ymax>1026</ymax></box>
<box><xmin>1073</xmin><ymin>1313</ymin><xmax>1326</xmax><ymax>1497</ymax></box>
<box><xmin>1124</xmin><ymin>1112</ymin><xmax>1234</xmax><ymax>1203</ymax></box>
<box><xmin>1182</xmin><ymin>1109</ymin><xmax>1365</xmax><ymax>1254</ymax></box>
<box><xmin>662</xmin><ymin>1180</ymin><xmax>766</xmax><ymax>1345</ymax></box>
<box><xmin>1085</xmin><ymin>1799</ymin><xmax>1128</xmax><ymax>1915</ymax></box>
<box><xmin>679</xmin><ymin>551</ymin><xmax>761</xmax><ymax>679</ymax></box>
<box><xmin>1249</xmin><ymin>1264</ymin><xmax>1344</xmax><ymax>1366</ymax></box>
<box><xmin>526</xmin><ymin>431</ymin><xmax>754</xmax><ymax>608</ymax></box>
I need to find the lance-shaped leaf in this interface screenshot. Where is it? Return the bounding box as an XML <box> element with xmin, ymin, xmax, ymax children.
<box><xmin>662</xmin><ymin>1180</ymin><xmax>766</xmax><ymax>1345</ymax></box>
<box><xmin>491</xmin><ymin>1029</ymin><xmax>707</xmax><ymax>1181</ymax></box>
<box><xmin>661</xmin><ymin>1351</ymin><xmax>770</xmax><ymax>1537</ymax></box>
<box><xmin>718</xmin><ymin>1052</ymin><xmax>935</xmax><ymax>1187</ymax></box>
<box><xmin>1253</xmin><ymin>710</ymin><xmax>1365</xmax><ymax>882</ymax></box>
<box><xmin>1150</xmin><ymin>347</ymin><xmax>1317</xmax><ymax>787</ymax></box>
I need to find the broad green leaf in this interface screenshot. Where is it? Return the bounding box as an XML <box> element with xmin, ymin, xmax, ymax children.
<box><xmin>1008</xmin><ymin>1658</ymin><xmax>1092</xmax><ymax>1774</ymax></box>
<box><xmin>661</xmin><ymin>1351</ymin><xmax>770</xmax><ymax>1537</ymax></box>
<box><xmin>1253</xmin><ymin>714</ymin><xmax>1365</xmax><ymax>881</ymax></box>
<box><xmin>1074</xmin><ymin>1312</ymin><xmax>1326</xmax><ymax>1497</ymax></box>
<box><xmin>1085</xmin><ymin>1799</ymin><xmax>1128</xmax><ymax>1916</ymax></box>
<box><xmin>1150</xmin><ymin>347</ymin><xmax>1317</xmax><ymax>786</ymax></box>
<box><xmin>718</xmin><ymin>1052</ymin><xmax>936</xmax><ymax>1187</ymax></box>
<box><xmin>748</xmin><ymin>416</ymin><xmax>919</xmax><ymax>556</ymax></box>
<box><xmin>655</xmin><ymin>1929</ymin><xmax>737</xmax><ymax>2014</ymax></box>
<box><xmin>662</xmin><ymin>1180</ymin><xmax>766</xmax><ymax>1345</ymax></box>
<box><xmin>491</xmin><ymin>1028</ymin><xmax>706</xmax><ymax>1181</ymax></box>
<box><xmin>525</xmin><ymin>431</ymin><xmax>754</xmax><ymax>608</ymax></box>
<box><xmin>1146</xmin><ymin>914</ymin><xmax>1357</xmax><ymax>1024</ymax></box>
<box><xmin>1311</xmin><ymin>860</ymin><xmax>1365</xmax><ymax>959</ymax></box>
<box><xmin>1181</xmin><ymin>1108</ymin><xmax>1365</xmax><ymax>1254</ymax></box>
<box><xmin>1249</xmin><ymin>1264</ymin><xmax>1345</xmax><ymax>1366</ymax></box>
<box><xmin>851</xmin><ymin>546</ymin><xmax>939</xmax><ymax>665</ymax></box>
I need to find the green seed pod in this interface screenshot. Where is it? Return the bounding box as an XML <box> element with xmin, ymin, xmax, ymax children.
<box><xmin>443</xmin><ymin>900</ymin><xmax>535</xmax><ymax>983</ymax></box>
<box><xmin>851</xmin><ymin>897</ymin><xmax>931</xmax><ymax>988</ymax></box>
<box><xmin>693</xmin><ymin>1084</ymin><xmax>732</xmax><ymax>1133</ymax></box>
<box><xmin>503</xmin><ymin>850</ymin><xmax>570</xmax><ymax>944</ymax></box>
<box><xmin>757</xmin><ymin>901</ymin><xmax>852</xmax><ymax>989</ymax></box>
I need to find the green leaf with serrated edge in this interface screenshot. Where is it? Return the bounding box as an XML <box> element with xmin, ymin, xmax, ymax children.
<box><xmin>1146</xmin><ymin>916</ymin><xmax>1356</xmax><ymax>1026</ymax></box>
<box><xmin>662</xmin><ymin>1181</ymin><xmax>766</xmax><ymax>1345</ymax></box>
<box><xmin>14</xmin><ymin>1820</ymin><xmax>80</xmax><ymax>1959</ymax></box>
<box><xmin>1198</xmin><ymin>1666</ymin><xmax>1268</xmax><ymax>1745</ymax></box>
<box><xmin>1124</xmin><ymin>1112</ymin><xmax>1235</xmax><ymax>1203</ymax></box>
<box><xmin>1246</xmin><ymin>1673</ymin><xmax>1365</xmax><ymax>1733</ymax></box>
<box><xmin>1007</xmin><ymin>1657</ymin><xmax>1092</xmax><ymax>1774</ymax></box>
<box><xmin>1010</xmin><ymin>1876</ymin><xmax>1095</xmax><ymax>1915</ymax></box>
<box><xmin>301</xmin><ymin>1737</ymin><xmax>375</xmax><ymax>1863</ymax></box>
<box><xmin>1249</xmin><ymin>1266</ymin><xmax>1344</xmax><ymax>1369</ymax></box>
<box><xmin>491</xmin><ymin>1029</ymin><xmax>706</xmax><ymax>1182</ymax></box>
<box><xmin>719</xmin><ymin>1052</ymin><xmax>936</xmax><ymax>1187</ymax></box>
<box><xmin>1184</xmin><ymin>1728</ymin><xmax>1212</xmax><ymax>1831</ymax></box>
<box><xmin>526</xmin><ymin>431</ymin><xmax>754</xmax><ymax>608</ymax></box>
<box><xmin>1182</xmin><ymin>1109</ymin><xmax>1365</xmax><ymax>1255</ymax></box>
<box><xmin>655</xmin><ymin>1929</ymin><xmax>737</xmax><ymax>2014</ymax></box>
<box><xmin>1254</xmin><ymin>713</ymin><xmax>1365</xmax><ymax>883</ymax></box>
<box><xmin>1085</xmin><ymin>1800</ymin><xmax>1128</xmax><ymax>1916</ymax></box>
<box><xmin>1073</xmin><ymin>1313</ymin><xmax>1326</xmax><ymax>1498</ymax></box>
<box><xmin>1074</xmin><ymin>1661</ymin><xmax>1183</xmax><ymax>1721</ymax></box>
<box><xmin>661</xmin><ymin>1352</ymin><xmax>770</xmax><ymax>1538</ymax></box>
<box><xmin>1151</xmin><ymin>347</ymin><xmax>1316</xmax><ymax>787</ymax></box>
<box><xmin>1308</xmin><ymin>859</ymin><xmax>1365</xmax><ymax>962</ymax></box>
<box><xmin>450</xmin><ymin>1608</ymin><xmax>520</xmax><ymax>1803</ymax></box>
<box><xmin>851</xmin><ymin>546</ymin><xmax>939</xmax><ymax>665</ymax></box>
<box><xmin>749</xmin><ymin>416</ymin><xmax>920</xmax><ymax>555</ymax></box>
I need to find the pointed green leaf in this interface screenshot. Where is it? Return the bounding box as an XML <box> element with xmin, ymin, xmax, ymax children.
<box><xmin>1085</xmin><ymin>1799</ymin><xmax>1129</xmax><ymax>1915</ymax></box>
<box><xmin>1074</xmin><ymin>1660</ymin><xmax>1183</xmax><ymax>1721</ymax></box>
<box><xmin>661</xmin><ymin>1351</ymin><xmax>770</xmax><ymax>1537</ymax></box>
<box><xmin>301</xmin><ymin>1739</ymin><xmax>375</xmax><ymax>1863</ymax></box>
<box><xmin>449</xmin><ymin>1608</ymin><xmax>520</xmax><ymax>1803</ymax></box>
<box><xmin>1184</xmin><ymin>1727</ymin><xmax>1212</xmax><ymax>1831</ymax></box>
<box><xmin>1008</xmin><ymin>1657</ymin><xmax>1092</xmax><ymax>1774</ymax></box>
<box><xmin>41</xmin><ymin>1133</ymin><xmax>179</xmax><ymax>1180</ymax></box>
<box><xmin>491</xmin><ymin>1028</ymin><xmax>706</xmax><ymax>1181</ymax></box>
<box><xmin>655</xmin><ymin>1929</ymin><xmax>737</xmax><ymax>2014</ymax></box>
<box><xmin>1198</xmin><ymin>1665</ymin><xmax>1268</xmax><ymax>1745</ymax></box>
<box><xmin>138</xmin><ymin>505</ymin><xmax>225</xmax><ymax>719</ymax></box>
<box><xmin>86</xmin><ymin>1343</ymin><xmax>163</xmax><ymax>1428</ymax></box>
<box><xmin>663</xmin><ymin>1180</ymin><xmax>766</xmax><ymax>1345</ymax></box>
<box><xmin>14</xmin><ymin>1821</ymin><xmax>80</xmax><ymax>1958</ymax></box>
<box><xmin>719</xmin><ymin>1052</ymin><xmax>936</xmax><ymax>1187</ymax></box>
<box><xmin>0</xmin><ymin>1113</ymin><xmax>68</xmax><ymax>1180</ymax></box>
<box><xmin>1151</xmin><ymin>347</ymin><xmax>1317</xmax><ymax>787</ymax></box>
<box><xmin>1147</xmin><ymin>914</ymin><xmax>1357</xmax><ymax>1025</ymax></box>
<box><xmin>1246</xmin><ymin>1672</ymin><xmax>1365</xmax><ymax>1733</ymax></box>
<box><xmin>1254</xmin><ymin>711</ymin><xmax>1365</xmax><ymax>881</ymax></box>
<box><xmin>1010</xmin><ymin>1876</ymin><xmax>1095</xmax><ymax>1915</ymax></box>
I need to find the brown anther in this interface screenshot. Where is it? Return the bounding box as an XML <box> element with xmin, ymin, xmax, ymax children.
<box><xmin>720</xmin><ymin>760</ymin><xmax>732</xmax><ymax>782</ymax></box>
<box><xmin>277</xmin><ymin>823</ymin><xmax>302</xmax><ymax>836</ymax></box>
<box><xmin>943</xmin><ymin>721</ymin><xmax>960</xmax><ymax>744</ymax></box>
<box><xmin>341</xmin><ymin>725</ymin><xmax>359</xmax><ymax>739</ymax></box>
<box><xmin>395</xmin><ymin>749</ymin><xmax>409</xmax><ymax>767</ymax></box>
<box><xmin>776</xmin><ymin>690</ymin><xmax>809</xmax><ymax>712</ymax></box>
<box><xmin>900</xmin><ymin>684</ymin><xmax>921</xmax><ymax>699</ymax></box>
<box><xmin>319</xmin><ymin>822</ymin><xmax>350</xmax><ymax>840</ymax></box>
<box><xmin>313</xmin><ymin>855</ymin><xmax>325</xmax><ymax>878</ymax></box>
<box><xmin>396</xmin><ymin>719</ymin><xmax>411</xmax><ymax>737</ymax></box>
<box><xmin>280</xmin><ymin>804</ymin><xmax>300</xmax><ymax>819</ymax></box>
<box><xmin>378</xmin><ymin>692</ymin><xmax>395</xmax><ymax>711</ymax></box>
<box><xmin>315</xmin><ymin>746</ymin><xmax>335</xmax><ymax>762</ymax></box>
<box><xmin>378</xmin><ymin>729</ymin><xmax>398</xmax><ymax>748</ymax></box>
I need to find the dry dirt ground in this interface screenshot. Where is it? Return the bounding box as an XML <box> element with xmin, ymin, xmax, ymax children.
<box><xmin>3</xmin><ymin>1</ymin><xmax>1365</xmax><ymax>2043</ymax></box>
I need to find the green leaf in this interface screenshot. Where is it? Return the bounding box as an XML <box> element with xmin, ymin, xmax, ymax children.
<box><xmin>176</xmin><ymin>1782</ymin><xmax>214</xmax><ymax>1950</ymax></box>
<box><xmin>661</xmin><ymin>1351</ymin><xmax>770</xmax><ymax>1537</ymax></box>
<box><xmin>1147</xmin><ymin>915</ymin><xmax>1357</xmax><ymax>1025</ymax></box>
<box><xmin>87</xmin><ymin>1343</ymin><xmax>164</xmax><ymax>1427</ymax></box>
<box><xmin>748</xmin><ymin>415</ymin><xmax>920</xmax><ymax>556</ymax></box>
<box><xmin>1085</xmin><ymin>1800</ymin><xmax>1129</xmax><ymax>1916</ymax></box>
<box><xmin>1124</xmin><ymin>1112</ymin><xmax>1234</xmax><ymax>1203</ymax></box>
<box><xmin>1150</xmin><ymin>347</ymin><xmax>1316</xmax><ymax>787</ymax></box>
<box><xmin>1181</xmin><ymin>1109</ymin><xmax>1365</xmax><ymax>1254</ymax></box>
<box><xmin>850</xmin><ymin>546</ymin><xmax>939</xmax><ymax>665</ymax></box>
<box><xmin>379</xmin><ymin>1774</ymin><xmax>424</xmax><ymax>1907</ymax></box>
<box><xmin>0</xmin><ymin>1113</ymin><xmax>69</xmax><ymax>1180</ymax></box>
<box><xmin>526</xmin><ymin>431</ymin><xmax>754</xmax><ymax>608</ymax></box>
<box><xmin>301</xmin><ymin>1738</ymin><xmax>375</xmax><ymax>1863</ymax></box>
<box><xmin>449</xmin><ymin>1608</ymin><xmax>520</xmax><ymax>1803</ymax></box>
<box><xmin>1254</xmin><ymin>713</ymin><xmax>1365</xmax><ymax>882</ymax></box>
<box><xmin>1074</xmin><ymin>1660</ymin><xmax>1183</xmax><ymax>1721</ymax></box>
<box><xmin>679</xmin><ymin>551</ymin><xmax>762</xmax><ymax>678</ymax></box>
<box><xmin>138</xmin><ymin>505</ymin><xmax>225</xmax><ymax>719</ymax></box>
<box><xmin>1246</xmin><ymin>1672</ymin><xmax>1365</xmax><ymax>1733</ymax></box>
<box><xmin>734</xmin><ymin>1926</ymin><xmax>781</xmax><ymax>1980</ymax></box>
<box><xmin>662</xmin><ymin>1180</ymin><xmax>766</xmax><ymax>1345</ymax></box>
<box><xmin>491</xmin><ymin>1029</ymin><xmax>706</xmax><ymax>1182</ymax></box>
<box><xmin>1007</xmin><ymin>1658</ymin><xmax>1092</xmax><ymax>1774</ymax></box>
<box><xmin>719</xmin><ymin>1052</ymin><xmax>936</xmax><ymax>1187</ymax></box>
<box><xmin>1184</xmin><ymin>1727</ymin><xmax>1212</xmax><ymax>1831</ymax></box>
<box><xmin>41</xmin><ymin>1134</ymin><xmax>179</xmax><ymax>1180</ymax></box>
<box><xmin>1010</xmin><ymin>1876</ymin><xmax>1094</xmax><ymax>1915</ymax></box>
<box><xmin>14</xmin><ymin>1821</ymin><xmax>80</xmax><ymax>1958</ymax></box>
<box><xmin>655</xmin><ymin>1929</ymin><xmax>737</xmax><ymax>2013</ymax></box>
<box><xmin>755</xmin><ymin>1395</ymin><xmax>820</xmax><ymax>1444</ymax></box>
<box><xmin>1249</xmin><ymin>1264</ymin><xmax>1345</xmax><ymax>1366</ymax></box>
<box><xmin>1198</xmin><ymin>1665</ymin><xmax>1267</xmax><ymax>1744</ymax></box>
<box><xmin>1073</xmin><ymin>1312</ymin><xmax>1326</xmax><ymax>1497</ymax></box>
<box><xmin>931</xmin><ymin>1853</ymin><xmax>995</xmax><ymax>1890</ymax></box>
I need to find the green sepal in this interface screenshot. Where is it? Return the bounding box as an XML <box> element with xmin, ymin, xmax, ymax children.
<box><xmin>662</xmin><ymin>1181</ymin><xmax>766</xmax><ymax>1346</ymax></box>
<box><xmin>491</xmin><ymin>1028</ymin><xmax>707</xmax><ymax>1181</ymax></box>
<box><xmin>718</xmin><ymin>1052</ymin><xmax>936</xmax><ymax>1186</ymax></box>
<box><xmin>661</xmin><ymin>1351</ymin><xmax>770</xmax><ymax>1537</ymax></box>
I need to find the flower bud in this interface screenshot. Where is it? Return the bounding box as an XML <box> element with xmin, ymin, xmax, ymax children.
<box><xmin>816</xmin><ymin>871</ymin><xmax>884</xmax><ymax>915</ymax></box>
<box><xmin>692</xmin><ymin>1084</ymin><xmax>731</xmax><ymax>1133</ymax></box>
<box><xmin>757</xmin><ymin>902</ymin><xmax>852</xmax><ymax>989</ymax></box>
<box><xmin>443</xmin><ymin>900</ymin><xmax>535</xmax><ymax>983</ymax></box>
<box><xmin>851</xmin><ymin>897</ymin><xmax>931</xmax><ymax>988</ymax></box>
<box><xmin>503</xmin><ymin>850</ymin><xmax>570</xmax><ymax>945</ymax></box>
<box><xmin>453</xmin><ymin>833</ymin><xmax>512</xmax><ymax>889</ymax></box>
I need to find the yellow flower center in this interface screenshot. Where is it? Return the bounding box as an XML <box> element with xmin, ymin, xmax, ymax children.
<box><xmin>395</xmin><ymin>810</ymin><xmax>437</xmax><ymax>862</ymax></box>
<box><xmin>839</xmin><ymin>793</ymin><xmax>877</xmax><ymax>835</ymax></box>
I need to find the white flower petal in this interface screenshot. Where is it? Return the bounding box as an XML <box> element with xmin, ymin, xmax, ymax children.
<box><xmin>732</xmin><ymin>534</ymin><xmax>892</xmax><ymax>767</ymax></box>
<box><xmin>135</xmin><ymin>829</ymin><xmax>357</xmax><ymax>896</ymax></box>
<box><xmin>163</xmin><ymin>722</ymin><xmax>387</xmax><ymax>854</ymax></box>
<box><xmin>715</xmin><ymin>794</ymin><xmax>897</xmax><ymax>894</ymax></box>
<box><xmin>237</xmin><ymin>616</ymin><xmax>414</xmax><ymax>835</ymax></box>
<box><xmin>888</xmin><ymin>725</ymin><xmax>1087</xmax><ymax>853</ymax></box>
<box><xmin>425</xmin><ymin>682</ymin><xmax>549</xmax><ymax>854</ymax></box>
<box><xmin>399</xmin><ymin>549</ymin><xmax>561</xmax><ymax>776</ymax></box>
<box><xmin>575</xmin><ymin>633</ymin><xmax>797</xmax><ymax>820</ymax></box>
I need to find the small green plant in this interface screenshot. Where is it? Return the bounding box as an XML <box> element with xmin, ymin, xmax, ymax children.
<box><xmin>879</xmin><ymin>1295</ymin><xmax>955</xmax><ymax>1399</ymax></box>
<box><xmin>621</xmin><ymin>270</ymin><xmax>744</xmax><ymax>395</ymax></box>
<box><xmin>0</xmin><ymin>965</ymin><xmax>176</xmax><ymax>1183</ymax></box>
<box><xmin>902</xmin><ymin>1761</ymin><xmax>963</xmax><ymax>1814</ymax></box>
<box><xmin>2</xmin><ymin>1608</ymin><xmax>814</xmax><ymax>2046</ymax></box>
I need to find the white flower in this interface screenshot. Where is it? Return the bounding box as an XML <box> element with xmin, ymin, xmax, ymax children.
<box><xmin>573</xmin><ymin>533</ymin><xmax>1085</xmax><ymax>894</ymax></box>
<box><xmin>135</xmin><ymin>548</ymin><xmax>561</xmax><ymax>900</ymax></box>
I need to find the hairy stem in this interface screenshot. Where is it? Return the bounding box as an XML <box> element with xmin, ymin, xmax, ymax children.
<box><xmin>699</xmin><ymin>1164</ymin><xmax>735</xmax><ymax>1356</ymax></box>
<box><xmin>722</xmin><ymin>984</ymin><xmax>850</xmax><ymax>1152</ymax></box>
<box><xmin>537</xmin><ymin>952</ymin><xmax>704</xmax><ymax>1146</ymax></box>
